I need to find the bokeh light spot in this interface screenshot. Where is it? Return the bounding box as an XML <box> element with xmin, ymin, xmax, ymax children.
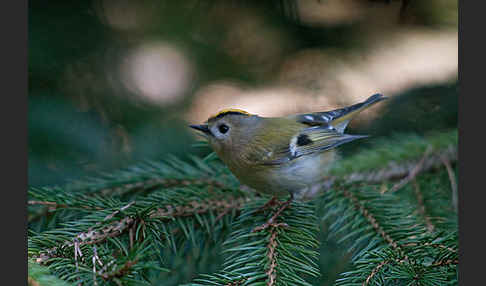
<box><xmin>121</xmin><ymin>42</ymin><xmax>193</xmax><ymax>105</ymax></box>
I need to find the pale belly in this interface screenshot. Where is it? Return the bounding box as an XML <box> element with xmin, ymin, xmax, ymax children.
<box><xmin>231</xmin><ymin>151</ymin><xmax>337</xmax><ymax>200</ymax></box>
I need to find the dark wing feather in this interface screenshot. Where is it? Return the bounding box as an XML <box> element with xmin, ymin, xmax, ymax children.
<box><xmin>295</xmin><ymin>93</ymin><xmax>386</xmax><ymax>133</ymax></box>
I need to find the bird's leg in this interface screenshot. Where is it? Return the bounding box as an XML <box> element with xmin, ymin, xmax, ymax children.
<box><xmin>252</xmin><ymin>194</ymin><xmax>293</xmax><ymax>232</ymax></box>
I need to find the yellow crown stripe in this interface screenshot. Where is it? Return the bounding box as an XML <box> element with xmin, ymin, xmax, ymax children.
<box><xmin>209</xmin><ymin>108</ymin><xmax>252</xmax><ymax>120</ymax></box>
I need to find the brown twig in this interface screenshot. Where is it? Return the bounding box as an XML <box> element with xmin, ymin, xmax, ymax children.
<box><xmin>34</xmin><ymin>203</ymin><xmax>137</xmax><ymax>264</ymax></box>
<box><xmin>149</xmin><ymin>196</ymin><xmax>249</xmax><ymax>220</ymax></box>
<box><xmin>341</xmin><ymin>145</ymin><xmax>456</xmax><ymax>186</ymax></box>
<box><xmin>28</xmin><ymin>200</ymin><xmax>64</xmax><ymax>207</ymax></box>
<box><xmin>363</xmin><ymin>257</ymin><xmax>408</xmax><ymax>286</ymax></box>
<box><xmin>35</xmin><ymin>216</ymin><xmax>136</xmax><ymax>264</ymax></box>
<box><xmin>99</xmin><ymin>259</ymin><xmax>139</xmax><ymax>280</ymax></box>
<box><xmin>96</xmin><ymin>178</ymin><xmax>227</xmax><ymax>197</ymax></box>
<box><xmin>27</xmin><ymin>201</ymin><xmax>101</xmax><ymax>224</ymax></box>
<box><xmin>265</xmin><ymin>228</ymin><xmax>279</xmax><ymax>286</ymax></box>
<box><xmin>364</xmin><ymin>259</ymin><xmax>390</xmax><ymax>286</ymax></box>
<box><xmin>385</xmin><ymin>147</ymin><xmax>432</xmax><ymax>194</ymax></box>
<box><xmin>440</xmin><ymin>156</ymin><xmax>458</xmax><ymax>212</ymax></box>
<box><xmin>33</xmin><ymin>197</ymin><xmax>249</xmax><ymax>264</ymax></box>
<box><xmin>28</xmin><ymin>200</ymin><xmax>105</xmax><ymax>224</ymax></box>
<box><xmin>28</xmin><ymin>177</ymin><xmax>229</xmax><ymax>223</ymax></box>
<box><xmin>225</xmin><ymin>277</ymin><xmax>247</xmax><ymax>286</ymax></box>
<box><xmin>432</xmin><ymin>259</ymin><xmax>459</xmax><ymax>267</ymax></box>
<box><xmin>251</xmin><ymin>196</ymin><xmax>292</xmax><ymax>233</ymax></box>
<box><xmin>413</xmin><ymin>180</ymin><xmax>435</xmax><ymax>233</ymax></box>
<box><xmin>342</xmin><ymin>189</ymin><xmax>401</xmax><ymax>252</ymax></box>
<box><xmin>402</xmin><ymin>242</ymin><xmax>457</xmax><ymax>254</ymax></box>
<box><xmin>28</xmin><ymin>200</ymin><xmax>103</xmax><ymax>211</ymax></box>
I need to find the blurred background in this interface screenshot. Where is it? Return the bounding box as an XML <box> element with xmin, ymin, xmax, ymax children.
<box><xmin>28</xmin><ymin>0</ymin><xmax>457</xmax><ymax>188</ymax></box>
<box><xmin>29</xmin><ymin>1</ymin><xmax>457</xmax><ymax>284</ymax></box>
<box><xmin>29</xmin><ymin>0</ymin><xmax>458</xmax><ymax>188</ymax></box>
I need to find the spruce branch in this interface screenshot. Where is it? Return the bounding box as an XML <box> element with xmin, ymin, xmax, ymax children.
<box><xmin>28</xmin><ymin>130</ymin><xmax>458</xmax><ymax>285</ymax></box>
<box><xmin>342</xmin><ymin>242</ymin><xmax>458</xmax><ymax>286</ymax></box>
<box><xmin>406</xmin><ymin>168</ymin><xmax>458</xmax><ymax>233</ymax></box>
<box><xmin>339</xmin><ymin>188</ymin><xmax>403</xmax><ymax>253</ymax></box>
<box><xmin>265</xmin><ymin>228</ymin><xmax>279</xmax><ymax>286</ymax></box>
<box><xmin>330</xmin><ymin>129</ymin><xmax>457</xmax><ymax>185</ymax></box>
<box><xmin>149</xmin><ymin>196</ymin><xmax>249</xmax><ymax>220</ymax></box>
<box><xmin>32</xmin><ymin>202</ymin><xmax>138</xmax><ymax>264</ymax></box>
<box><xmin>364</xmin><ymin>259</ymin><xmax>392</xmax><ymax>286</ymax></box>
<box><xmin>412</xmin><ymin>180</ymin><xmax>435</xmax><ymax>233</ymax></box>
<box><xmin>385</xmin><ymin>146</ymin><xmax>432</xmax><ymax>194</ymax></box>
<box><xmin>29</xmin><ymin>183</ymin><xmax>250</xmax><ymax>285</ymax></box>
<box><xmin>440</xmin><ymin>155</ymin><xmax>458</xmax><ymax>212</ymax></box>
<box><xmin>322</xmin><ymin>176</ymin><xmax>458</xmax><ymax>285</ymax></box>
<box><xmin>189</xmin><ymin>199</ymin><xmax>320</xmax><ymax>286</ymax></box>
<box><xmin>28</xmin><ymin>260</ymin><xmax>73</xmax><ymax>286</ymax></box>
<box><xmin>63</xmin><ymin>156</ymin><xmax>237</xmax><ymax>199</ymax></box>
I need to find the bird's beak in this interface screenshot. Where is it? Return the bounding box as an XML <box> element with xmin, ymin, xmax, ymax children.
<box><xmin>189</xmin><ymin>124</ymin><xmax>212</xmax><ymax>136</ymax></box>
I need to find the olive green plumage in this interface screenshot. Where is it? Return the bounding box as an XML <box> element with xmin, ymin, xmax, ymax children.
<box><xmin>190</xmin><ymin>93</ymin><xmax>386</xmax><ymax>201</ymax></box>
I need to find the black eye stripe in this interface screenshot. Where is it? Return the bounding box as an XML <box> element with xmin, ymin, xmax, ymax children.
<box><xmin>218</xmin><ymin>124</ymin><xmax>229</xmax><ymax>134</ymax></box>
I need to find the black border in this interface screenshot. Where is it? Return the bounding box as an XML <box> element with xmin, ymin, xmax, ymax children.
<box><xmin>3</xmin><ymin>0</ymin><xmax>28</xmax><ymax>284</ymax></box>
<box><xmin>458</xmin><ymin>0</ymin><xmax>480</xmax><ymax>285</ymax></box>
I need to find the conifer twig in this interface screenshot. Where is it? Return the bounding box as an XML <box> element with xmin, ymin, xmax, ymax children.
<box><xmin>431</xmin><ymin>259</ymin><xmax>459</xmax><ymax>267</ymax></box>
<box><xmin>34</xmin><ymin>197</ymin><xmax>248</xmax><ymax>264</ymax></box>
<box><xmin>413</xmin><ymin>180</ymin><xmax>435</xmax><ymax>233</ymax></box>
<box><xmin>363</xmin><ymin>257</ymin><xmax>408</xmax><ymax>286</ymax></box>
<box><xmin>99</xmin><ymin>259</ymin><xmax>139</xmax><ymax>280</ymax></box>
<box><xmin>401</xmin><ymin>241</ymin><xmax>457</xmax><ymax>254</ymax></box>
<box><xmin>265</xmin><ymin>228</ymin><xmax>279</xmax><ymax>286</ymax></box>
<box><xmin>28</xmin><ymin>200</ymin><xmax>103</xmax><ymax>210</ymax></box>
<box><xmin>385</xmin><ymin>146</ymin><xmax>432</xmax><ymax>194</ymax></box>
<box><xmin>35</xmin><ymin>204</ymin><xmax>137</xmax><ymax>264</ymax></box>
<box><xmin>97</xmin><ymin>178</ymin><xmax>226</xmax><ymax>197</ymax></box>
<box><xmin>440</xmin><ymin>156</ymin><xmax>458</xmax><ymax>212</ymax></box>
<box><xmin>342</xmin><ymin>189</ymin><xmax>400</xmax><ymax>252</ymax></box>
<box><xmin>225</xmin><ymin>278</ymin><xmax>247</xmax><ymax>286</ymax></box>
<box><xmin>341</xmin><ymin>145</ymin><xmax>456</xmax><ymax>185</ymax></box>
<box><xmin>364</xmin><ymin>259</ymin><xmax>390</xmax><ymax>286</ymax></box>
<box><xmin>149</xmin><ymin>196</ymin><xmax>249</xmax><ymax>219</ymax></box>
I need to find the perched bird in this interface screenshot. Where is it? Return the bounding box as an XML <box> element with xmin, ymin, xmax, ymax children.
<box><xmin>190</xmin><ymin>93</ymin><xmax>386</xmax><ymax>228</ymax></box>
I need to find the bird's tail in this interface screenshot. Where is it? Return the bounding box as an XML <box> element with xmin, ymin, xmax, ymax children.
<box><xmin>327</xmin><ymin>93</ymin><xmax>387</xmax><ymax>132</ymax></box>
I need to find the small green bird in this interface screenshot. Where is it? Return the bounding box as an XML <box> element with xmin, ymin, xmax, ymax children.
<box><xmin>190</xmin><ymin>93</ymin><xmax>386</xmax><ymax>227</ymax></box>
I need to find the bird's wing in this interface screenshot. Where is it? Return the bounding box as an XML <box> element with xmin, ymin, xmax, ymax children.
<box><xmin>294</xmin><ymin>93</ymin><xmax>386</xmax><ymax>133</ymax></box>
<box><xmin>259</xmin><ymin>126</ymin><xmax>368</xmax><ymax>166</ymax></box>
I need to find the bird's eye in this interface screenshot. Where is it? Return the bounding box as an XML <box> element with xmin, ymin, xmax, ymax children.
<box><xmin>218</xmin><ymin>124</ymin><xmax>229</xmax><ymax>134</ymax></box>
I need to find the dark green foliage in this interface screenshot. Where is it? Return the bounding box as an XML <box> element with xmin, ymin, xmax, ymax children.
<box><xmin>220</xmin><ymin>200</ymin><xmax>320</xmax><ymax>286</ymax></box>
<box><xmin>361</xmin><ymin>83</ymin><xmax>458</xmax><ymax>138</ymax></box>
<box><xmin>29</xmin><ymin>260</ymin><xmax>72</xmax><ymax>286</ymax></box>
<box><xmin>320</xmin><ymin>181</ymin><xmax>457</xmax><ymax>285</ymax></box>
<box><xmin>28</xmin><ymin>129</ymin><xmax>458</xmax><ymax>286</ymax></box>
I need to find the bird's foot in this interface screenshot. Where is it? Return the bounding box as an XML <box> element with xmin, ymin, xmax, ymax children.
<box><xmin>252</xmin><ymin>197</ymin><xmax>292</xmax><ymax>233</ymax></box>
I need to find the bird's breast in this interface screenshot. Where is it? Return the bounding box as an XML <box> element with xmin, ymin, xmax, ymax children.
<box><xmin>224</xmin><ymin>150</ymin><xmax>337</xmax><ymax>198</ymax></box>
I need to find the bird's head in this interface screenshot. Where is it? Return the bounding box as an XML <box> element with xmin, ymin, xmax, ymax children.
<box><xmin>190</xmin><ymin>109</ymin><xmax>261</xmax><ymax>154</ymax></box>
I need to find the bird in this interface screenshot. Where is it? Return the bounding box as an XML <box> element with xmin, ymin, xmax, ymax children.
<box><xmin>190</xmin><ymin>93</ymin><xmax>386</xmax><ymax>230</ymax></box>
